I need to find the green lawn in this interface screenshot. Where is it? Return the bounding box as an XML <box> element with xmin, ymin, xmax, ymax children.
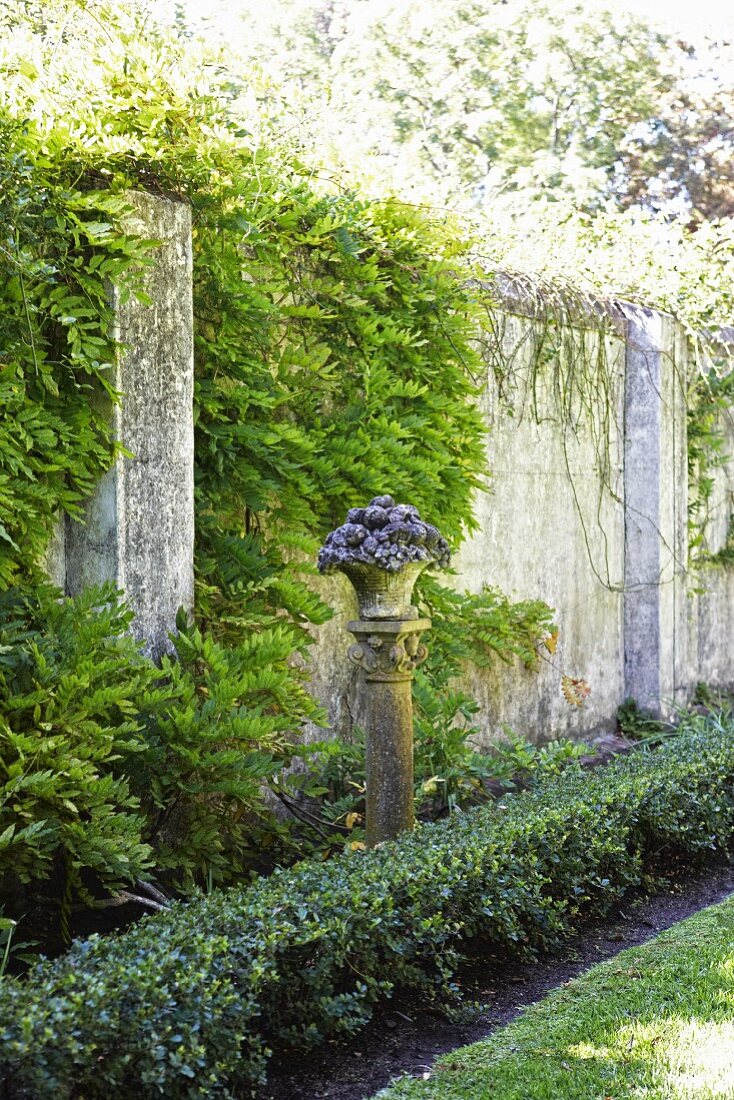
<box><xmin>374</xmin><ymin>894</ymin><xmax>734</xmax><ymax>1100</ymax></box>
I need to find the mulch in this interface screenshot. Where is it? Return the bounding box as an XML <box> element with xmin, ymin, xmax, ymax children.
<box><xmin>254</xmin><ymin>857</ymin><xmax>734</xmax><ymax>1100</ymax></box>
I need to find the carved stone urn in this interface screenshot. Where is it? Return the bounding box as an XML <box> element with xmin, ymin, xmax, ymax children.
<box><xmin>318</xmin><ymin>495</ymin><xmax>450</xmax><ymax>846</ymax></box>
<box><xmin>337</xmin><ymin>559</ymin><xmax>427</xmax><ymax>621</ymax></box>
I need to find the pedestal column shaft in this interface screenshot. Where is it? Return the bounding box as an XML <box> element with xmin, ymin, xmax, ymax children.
<box><xmin>346</xmin><ymin>617</ymin><xmax>430</xmax><ymax>847</ymax></box>
<box><xmin>364</xmin><ymin>676</ymin><xmax>414</xmax><ymax>846</ymax></box>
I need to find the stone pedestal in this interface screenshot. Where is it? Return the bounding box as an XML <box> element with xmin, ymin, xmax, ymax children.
<box><xmin>347</xmin><ymin>618</ymin><xmax>431</xmax><ymax>846</ymax></box>
<box><xmin>318</xmin><ymin>494</ymin><xmax>448</xmax><ymax>845</ymax></box>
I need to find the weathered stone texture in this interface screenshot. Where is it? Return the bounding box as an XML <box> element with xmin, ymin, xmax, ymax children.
<box><xmin>305</xmin><ymin>300</ymin><xmax>734</xmax><ymax>745</ymax></box>
<box><xmin>347</xmin><ymin>617</ymin><xmax>430</xmax><ymax>845</ymax></box>
<box><xmin>689</xmin><ymin>388</ymin><xmax>734</xmax><ymax>691</ymax></box>
<box><xmin>42</xmin><ymin>513</ymin><xmax>66</xmax><ymax>591</ymax></box>
<box><xmin>622</xmin><ymin>305</ymin><xmax>688</xmax><ymax>717</ymax></box>
<box><xmin>65</xmin><ymin>191</ymin><xmax>194</xmax><ymax>660</ymax></box>
<box><xmin>452</xmin><ymin>314</ymin><xmax>627</xmax><ymax>744</ymax></box>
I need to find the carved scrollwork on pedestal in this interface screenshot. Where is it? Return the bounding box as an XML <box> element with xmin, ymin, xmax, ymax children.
<box><xmin>346</xmin><ymin>619</ymin><xmax>431</xmax><ymax>681</ymax></box>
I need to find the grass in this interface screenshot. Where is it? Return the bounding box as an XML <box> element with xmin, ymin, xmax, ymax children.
<box><xmin>374</xmin><ymin>893</ymin><xmax>734</xmax><ymax>1099</ymax></box>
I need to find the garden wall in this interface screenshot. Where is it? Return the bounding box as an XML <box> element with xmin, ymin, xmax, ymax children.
<box><xmin>47</xmin><ymin>194</ymin><xmax>734</xmax><ymax>745</ymax></box>
<box><xmin>688</xmin><ymin>362</ymin><xmax>734</xmax><ymax>690</ymax></box>
<box><xmin>306</xmin><ymin>288</ymin><xmax>730</xmax><ymax>747</ymax></box>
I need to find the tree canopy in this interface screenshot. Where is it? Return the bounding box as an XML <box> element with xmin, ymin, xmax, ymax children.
<box><xmin>176</xmin><ymin>0</ymin><xmax>734</xmax><ymax>224</ymax></box>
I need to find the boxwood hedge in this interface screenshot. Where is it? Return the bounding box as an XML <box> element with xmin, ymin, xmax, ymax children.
<box><xmin>2</xmin><ymin>713</ymin><xmax>734</xmax><ymax>1099</ymax></box>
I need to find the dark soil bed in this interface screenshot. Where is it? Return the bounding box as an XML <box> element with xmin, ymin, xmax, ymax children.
<box><xmin>254</xmin><ymin>858</ymin><xmax>734</xmax><ymax>1100</ymax></box>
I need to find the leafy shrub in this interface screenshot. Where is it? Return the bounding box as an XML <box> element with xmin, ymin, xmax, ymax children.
<box><xmin>0</xmin><ymin>585</ymin><xmax>160</xmax><ymax>916</ymax></box>
<box><xmin>2</xmin><ymin>712</ymin><xmax>734</xmax><ymax>1098</ymax></box>
<box><xmin>412</xmin><ymin>674</ymin><xmax>495</xmax><ymax>815</ymax></box>
<box><xmin>486</xmin><ymin>727</ymin><xmax>593</xmax><ymax>790</ymax></box>
<box><xmin>0</xmin><ymin>584</ymin><xmax>329</xmax><ymax>929</ymax></box>
<box><xmin>134</xmin><ymin>614</ymin><xmax>326</xmax><ymax>888</ymax></box>
<box><xmin>616</xmin><ymin>696</ymin><xmax>673</xmax><ymax>746</ymax></box>
<box><xmin>417</xmin><ymin>575</ymin><xmax>556</xmax><ymax>680</ymax></box>
<box><xmin>278</xmin><ymin>701</ymin><xmax>493</xmax><ymax>849</ymax></box>
<box><xmin>285</xmin><ymin>693</ymin><xmax>590</xmax><ymax>845</ymax></box>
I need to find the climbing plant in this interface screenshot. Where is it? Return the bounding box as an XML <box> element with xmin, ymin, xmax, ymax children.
<box><xmin>687</xmin><ymin>361</ymin><xmax>734</xmax><ymax>563</ymax></box>
<box><xmin>1</xmin><ymin>0</ymin><xmax>487</xmax><ymax>591</ymax></box>
<box><xmin>0</xmin><ymin>114</ymin><xmax>150</xmax><ymax>588</ymax></box>
<box><xmin>0</xmin><ymin>0</ymin><xmax>558</xmax><ymax>906</ymax></box>
<box><xmin>475</xmin><ymin>269</ymin><xmax>734</xmax><ymax>579</ymax></box>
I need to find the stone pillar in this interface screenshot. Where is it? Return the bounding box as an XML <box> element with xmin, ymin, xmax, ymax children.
<box><xmin>347</xmin><ymin>618</ymin><xmax>430</xmax><ymax>846</ymax></box>
<box><xmin>622</xmin><ymin>304</ymin><xmax>688</xmax><ymax>716</ymax></box>
<box><xmin>65</xmin><ymin>191</ymin><xmax>194</xmax><ymax>660</ymax></box>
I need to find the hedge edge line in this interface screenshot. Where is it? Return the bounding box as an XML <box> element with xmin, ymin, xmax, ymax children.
<box><xmin>2</xmin><ymin>713</ymin><xmax>734</xmax><ymax>1098</ymax></box>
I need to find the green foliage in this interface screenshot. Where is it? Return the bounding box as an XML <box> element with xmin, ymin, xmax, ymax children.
<box><xmin>0</xmin><ymin>916</ymin><xmax>16</xmax><ymax>978</ymax></box>
<box><xmin>172</xmin><ymin>1</ymin><xmax>734</xmax><ymax>338</ymax></box>
<box><xmin>0</xmin><ymin>116</ymin><xmax>148</xmax><ymax>587</ymax></box>
<box><xmin>687</xmin><ymin>364</ymin><xmax>734</xmax><ymax>563</ymax></box>
<box><xmin>3</xmin><ymin>711</ymin><xmax>734</xmax><ymax>1096</ymax></box>
<box><xmin>0</xmin><ymin>583</ymin><xmax>330</xmax><ymax>922</ymax></box>
<box><xmin>487</xmin><ymin>728</ymin><xmax>592</xmax><ymax>788</ymax></box>
<box><xmin>0</xmin><ymin>0</ymin><xmax>502</xmax><ymax>748</ymax></box>
<box><xmin>280</xmin><ymin>733</ymin><xmax>368</xmax><ymax>838</ymax></box>
<box><xmin>417</xmin><ymin>575</ymin><xmax>556</xmax><ymax>684</ymax></box>
<box><xmin>412</xmin><ymin>580</ymin><xmax>555</xmax><ymax>815</ymax></box>
<box><xmin>0</xmin><ymin>909</ymin><xmax>36</xmax><ymax>978</ymax></box>
<box><xmin>379</xmin><ymin>897</ymin><xmax>734</xmax><ymax>1099</ymax></box>
<box><xmin>134</xmin><ymin>614</ymin><xmax>326</xmax><ymax>888</ymax></box>
<box><xmin>189</xmin><ymin>180</ymin><xmax>488</xmax><ymax>656</ymax></box>
<box><xmin>411</xmin><ymin>578</ymin><xmax>557</xmax><ymax>815</ymax></box>
<box><xmin>412</xmin><ymin>678</ymin><xmax>494</xmax><ymax>816</ymax></box>
<box><xmin>693</xmin><ymin>681</ymin><xmax>734</xmax><ymax>710</ymax></box>
<box><xmin>192</xmin><ymin>185</ymin><xmax>487</xmax><ymax>550</ymax></box>
<box><xmin>616</xmin><ymin>697</ymin><xmax>672</xmax><ymax>747</ymax></box>
<box><xmin>281</xmin><ymin>701</ymin><xmax>495</xmax><ymax>840</ymax></box>
<box><xmin>279</xmin><ymin>701</ymin><xmax>591</xmax><ymax>844</ymax></box>
<box><xmin>0</xmin><ymin>0</ymin><xmax>488</xmax><ymax>585</ymax></box>
<box><xmin>196</xmin><ymin>0</ymin><xmax>734</xmax><ymax>231</ymax></box>
<box><xmin>0</xmin><ymin>0</ymin><xmax>564</xmax><ymax>905</ymax></box>
<box><xmin>0</xmin><ymin>585</ymin><xmax>159</xmax><ymax>915</ymax></box>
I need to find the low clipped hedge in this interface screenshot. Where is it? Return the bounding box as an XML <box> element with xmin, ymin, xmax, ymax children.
<box><xmin>3</xmin><ymin>714</ymin><xmax>734</xmax><ymax>1098</ymax></box>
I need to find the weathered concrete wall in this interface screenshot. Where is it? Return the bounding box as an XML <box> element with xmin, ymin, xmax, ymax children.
<box><xmin>304</xmin><ymin>297</ymin><xmax>734</xmax><ymax>746</ymax></box>
<box><xmin>688</xmin><ymin>388</ymin><xmax>734</xmax><ymax>691</ymax></box>
<box><xmin>451</xmin><ymin>312</ymin><xmax>627</xmax><ymax>744</ymax></box>
<box><xmin>305</xmin><ymin>304</ymin><xmax>631</xmax><ymax>746</ymax></box>
<box><xmin>64</xmin><ymin>191</ymin><xmax>195</xmax><ymax>659</ymax></box>
<box><xmin>304</xmin><ymin>571</ymin><xmax>362</xmax><ymax>740</ymax></box>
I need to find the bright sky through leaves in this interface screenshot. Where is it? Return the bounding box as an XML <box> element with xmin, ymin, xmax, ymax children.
<box><xmin>628</xmin><ymin>0</ymin><xmax>733</xmax><ymax>36</ymax></box>
<box><xmin>158</xmin><ymin>0</ymin><xmax>734</xmax><ymax>40</ymax></box>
